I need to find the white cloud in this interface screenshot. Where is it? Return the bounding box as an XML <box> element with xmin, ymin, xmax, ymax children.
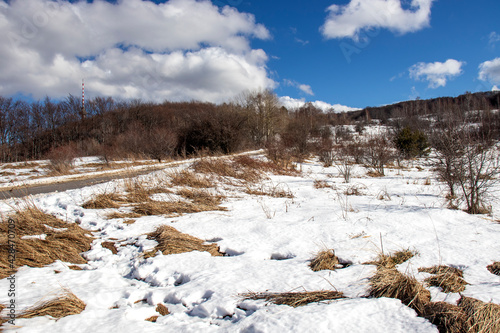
<box><xmin>298</xmin><ymin>84</ymin><xmax>314</xmax><ymax>96</ymax></box>
<box><xmin>489</xmin><ymin>32</ymin><xmax>500</xmax><ymax>47</ymax></box>
<box><xmin>0</xmin><ymin>0</ymin><xmax>273</xmax><ymax>102</ymax></box>
<box><xmin>409</xmin><ymin>59</ymin><xmax>465</xmax><ymax>88</ymax></box>
<box><xmin>284</xmin><ymin>79</ymin><xmax>314</xmax><ymax>96</ymax></box>
<box><xmin>479</xmin><ymin>58</ymin><xmax>500</xmax><ymax>86</ymax></box>
<box><xmin>493</xmin><ymin>86</ymin><xmax>499</xmax><ymax>92</ymax></box>
<box><xmin>321</xmin><ymin>0</ymin><xmax>434</xmax><ymax>40</ymax></box>
<box><xmin>279</xmin><ymin>96</ymin><xmax>360</xmax><ymax>113</ymax></box>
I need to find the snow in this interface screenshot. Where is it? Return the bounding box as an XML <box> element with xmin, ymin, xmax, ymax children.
<box><xmin>1</xmin><ymin>150</ymin><xmax>499</xmax><ymax>332</ymax></box>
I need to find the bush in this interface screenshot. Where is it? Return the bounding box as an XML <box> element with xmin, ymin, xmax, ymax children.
<box><xmin>394</xmin><ymin>127</ymin><xmax>429</xmax><ymax>159</ymax></box>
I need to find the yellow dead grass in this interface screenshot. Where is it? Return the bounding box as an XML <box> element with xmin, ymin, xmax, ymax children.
<box><xmin>144</xmin><ymin>225</ymin><xmax>223</xmax><ymax>258</ymax></box>
<box><xmin>309</xmin><ymin>249</ymin><xmax>340</xmax><ymax>271</ymax></box>
<box><xmin>241</xmin><ymin>290</ymin><xmax>345</xmax><ymax>308</ymax></box>
<box><xmin>0</xmin><ymin>205</ymin><xmax>93</xmax><ymax>279</ymax></box>
<box><xmin>419</xmin><ymin>266</ymin><xmax>467</xmax><ymax>293</ymax></box>
<box><xmin>16</xmin><ymin>289</ymin><xmax>86</xmax><ymax>320</ymax></box>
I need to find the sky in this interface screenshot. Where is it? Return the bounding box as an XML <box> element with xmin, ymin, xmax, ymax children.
<box><xmin>1</xmin><ymin>0</ymin><xmax>500</xmax><ymax>111</ymax></box>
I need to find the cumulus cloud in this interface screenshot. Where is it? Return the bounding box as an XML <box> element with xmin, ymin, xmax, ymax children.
<box><xmin>279</xmin><ymin>96</ymin><xmax>360</xmax><ymax>113</ymax></box>
<box><xmin>284</xmin><ymin>79</ymin><xmax>314</xmax><ymax>96</ymax></box>
<box><xmin>409</xmin><ymin>59</ymin><xmax>465</xmax><ymax>88</ymax></box>
<box><xmin>0</xmin><ymin>0</ymin><xmax>273</xmax><ymax>102</ymax></box>
<box><xmin>479</xmin><ymin>58</ymin><xmax>500</xmax><ymax>86</ymax></box>
<box><xmin>321</xmin><ymin>0</ymin><xmax>434</xmax><ymax>40</ymax></box>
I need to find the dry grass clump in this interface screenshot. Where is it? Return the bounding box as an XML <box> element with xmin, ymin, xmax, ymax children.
<box><xmin>367</xmin><ymin>170</ymin><xmax>384</xmax><ymax>177</ymax></box>
<box><xmin>419</xmin><ymin>266</ymin><xmax>467</xmax><ymax>293</ymax></box>
<box><xmin>423</xmin><ymin>301</ymin><xmax>468</xmax><ymax>333</ymax></box>
<box><xmin>241</xmin><ymin>290</ymin><xmax>345</xmax><ymax>308</ymax></box>
<box><xmin>155</xmin><ymin>303</ymin><xmax>170</xmax><ymax>316</ymax></box>
<box><xmin>17</xmin><ymin>289</ymin><xmax>86</xmax><ymax>320</ymax></box>
<box><xmin>233</xmin><ymin>155</ymin><xmax>297</xmax><ymax>176</ymax></box>
<box><xmin>369</xmin><ymin>267</ymin><xmax>430</xmax><ymax>315</ymax></box>
<box><xmin>145</xmin><ymin>315</ymin><xmax>159</xmax><ymax>322</ymax></box>
<box><xmin>124</xmin><ymin>178</ymin><xmax>170</xmax><ymax>203</ymax></box>
<box><xmin>176</xmin><ymin>188</ymin><xmax>225</xmax><ymax>206</ymax></box>
<box><xmin>244</xmin><ymin>182</ymin><xmax>294</xmax><ymax>199</ymax></box>
<box><xmin>0</xmin><ymin>205</ymin><xmax>93</xmax><ymax>279</ymax></box>
<box><xmin>487</xmin><ymin>262</ymin><xmax>500</xmax><ymax>276</ymax></box>
<box><xmin>169</xmin><ymin>170</ymin><xmax>213</xmax><ymax>188</ymax></box>
<box><xmin>309</xmin><ymin>249</ymin><xmax>340</xmax><ymax>271</ymax></box>
<box><xmin>313</xmin><ymin>180</ymin><xmax>331</xmax><ymax>189</ymax></box>
<box><xmin>101</xmin><ymin>241</ymin><xmax>118</xmax><ymax>255</ymax></box>
<box><xmin>82</xmin><ymin>193</ymin><xmax>124</xmax><ymax>209</ymax></box>
<box><xmin>105</xmin><ymin>211</ymin><xmax>141</xmax><ymax>220</ymax></box>
<box><xmin>458</xmin><ymin>296</ymin><xmax>500</xmax><ymax>333</ymax></box>
<box><xmin>367</xmin><ymin>249</ymin><xmax>417</xmax><ymax>269</ymax></box>
<box><xmin>144</xmin><ymin>225</ymin><xmax>223</xmax><ymax>258</ymax></box>
<box><xmin>192</xmin><ymin>158</ymin><xmax>261</xmax><ymax>184</ymax></box>
<box><xmin>133</xmin><ymin>200</ymin><xmax>226</xmax><ymax>217</ymax></box>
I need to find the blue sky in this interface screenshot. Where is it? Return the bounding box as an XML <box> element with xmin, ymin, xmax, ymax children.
<box><xmin>1</xmin><ymin>0</ymin><xmax>500</xmax><ymax>110</ymax></box>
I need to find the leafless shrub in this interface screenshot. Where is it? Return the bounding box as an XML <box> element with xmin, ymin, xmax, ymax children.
<box><xmin>45</xmin><ymin>144</ymin><xmax>79</xmax><ymax>175</ymax></box>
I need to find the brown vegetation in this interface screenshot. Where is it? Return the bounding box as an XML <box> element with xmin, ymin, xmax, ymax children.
<box><xmin>241</xmin><ymin>290</ymin><xmax>345</xmax><ymax>308</ymax></box>
<box><xmin>309</xmin><ymin>249</ymin><xmax>340</xmax><ymax>271</ymax></box>
<box><xmin>143</xmin><ymin>225</ymin><xmax>223</xmax><ymax>258</ymax></box>
<box><xmin>16</xmin><ymin>289</ymin><xmax>86</xmax><ymax>320</ymax></box>
<box><xmin>487</xmin><ymin>262</ymin><xmax>500</xmax><ymax>276</ymax></box>
<box><xmin>419</xmin><ymin>266</ymin><xmax>467</xmax><ymax>293</ymax></box>
<box><xmin>0</xmin><ymin>205</ymin><xmax>93</xmax><ymax>279</ymax></box>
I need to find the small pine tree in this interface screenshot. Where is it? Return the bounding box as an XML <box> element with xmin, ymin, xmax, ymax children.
<box><xmin>394</xmin><ymin>127</ymin><xmax>429</xmax><ymax>159</ymax></box>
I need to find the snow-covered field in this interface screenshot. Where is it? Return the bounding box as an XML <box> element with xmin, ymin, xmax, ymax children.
<box><xmin>1</xmin><ymin>153</ymin><xmax>499</xmax><ymax>332</ymax></box>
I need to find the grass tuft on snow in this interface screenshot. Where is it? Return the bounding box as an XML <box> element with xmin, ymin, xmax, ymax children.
<box><xmin>309</xmin><ymin>249</ymin><xmax>340</xmax><ymax>271</ymax></box>
<box><xmin>241</xmin><ymin>290</ymin><xmax>345</xmax><ymax>308</ymax></box>
<box><xmin>487</xmin><ymin>262</ymin><xmax>500</xmax><ymax>276</ymax></box>
<box><xmin>0</xmin><ymin>203</ymin><xmax>93</xmax><ymax>279</ymax></box>
<box><xmin>16</xmin><ymin>288</ymin><xmax>85</xmax><ymax>320</ymax></box>
<box><xmin>369</xmin><ymin>267</ymin><xmax>430</xmax><ymax>316</ymax></box>
<box><xmin>419</xmin><ymin>266</ymin><xmax>467</xmax><ymax>293</ymax></box>
<box><xmin>144</xmin><ymin>225</ymin><xmax>223</xmax><ymax>258</ymax></box>
<box><xmin>458</xmin><ymin>296</ymin><xmax>500</xmax><ymax>333</ymax></box>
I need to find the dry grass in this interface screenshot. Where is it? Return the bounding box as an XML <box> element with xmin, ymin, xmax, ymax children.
<box><xmin>105</xmin><ymin>211</ymin><xmax>141</xmax><ymax>220</ymax></box>
<box><xmin>0</xmin><ymin>205</ymin><xmax>93</xmax><ymax>279</ymax></box>
<box><xmin>367</xmin><ymin>170</ymin><xmax>384</xmax><ymax>177</ymax></box>
<box><xmin>245</xmin><ymin>182</ymin><xmax>294</xmax><ymax>199</ymax></box>
<box><xmin>17</xmin><ymin>289</ymin><xmax>85</xmax><ymax>320</ymax></box>
<box><xmin>367</xmin><ymin>249</ymin><xmax>417</xmax><ymax>269</ymax></box>
<box><xmin>82</xmin><ymin>193</ymin><xmax>124</xmax><ymax>209</ymax></box>
<box><xmin>369</xmin><ymin>267</ymin><xmax>431</xmax><ymax>316</ymax></box>
<box><xmin>233</xmin><ymin>155</ymin><xmax>297</xmax><ymax>176</ymax></box>
<box><xmin>241</xmin><ymin>290</ymin><xmax>345</xmax><ymax>308</ymax></box>
<box><xmin>101</xmin><ymin>241</ymin><xmax>118</xmax><ymax>254</ymax></box>
<box><xmin>156</xmin><ymin>303</ymin><xmax>170</xmax><ymax>316</ymax></box>
<box><xmin>145</xmin><ymin>315</ymin><xmax>159</xmax><ymax>322</ymax></box>
<box><xmin>132</xmin><ymin>200</ymin><xmax>226</xmax><ymax>217</ymax></box>
<box><xmin>313</xmin><ymin>180</ymin><xmax>331</xmax><ymax>189</ymax></box>
<box><xmin>344</xmin><ymin>183</ymin><xmax>367</xmax><ymax>196</ymax></box>
<box><xmin>487</xmin><ymin>262</ymin><xmax>500</xmax><ymax>276</ymax></box>
<box><xmin>170</xmin><ymin>170</ymin><xmax>213</xmax><ymax>188</ymax></box>
<box><xmin>192</xmin><ymin>158</ymin><xmax>261</xmax><ymax>184</ymax></box>
<box><xmin>309</xmin><ymin>249</ymin><xmax>340</xmax><ymax>271</ymax></box>
<box><xmin>177</xmin><ymin>188</ymin><xmax>225</xmax><ymax>206</ymax></box>
<box><xmin>423</xmin><ymin>301</ymin><xmax>468</xmax><ymax>333</ymax></box>
<box><xmin>124</xmin><ymin>178</ymin><xmax>170</xmax><ymax>203</ymax></box>
<box><xmin>144</xmin><ymin>225</ymin><xmax>223</xmax><ymax>258</ymax></box>
<box><xmin>458</xmin><ymin>296</ymin><xmax>500</xmax><ymax>333</ymax></box>
<box><xmin>419</xmin><ymin>266</ymin><xmax>467</xmax><ymax>293</ymax></box>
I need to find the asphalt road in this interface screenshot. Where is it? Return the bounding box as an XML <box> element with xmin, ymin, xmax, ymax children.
<box><xmin>0</xmin><ymin>169</ymin><xmax>157</xmax><ymax>200</ymax></box>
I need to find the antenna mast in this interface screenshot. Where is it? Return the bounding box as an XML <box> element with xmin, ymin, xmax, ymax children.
<box><xmin>81</xmin><ymin>78</ymin><xmax>87</xmax><ymax>120</ymax></box>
